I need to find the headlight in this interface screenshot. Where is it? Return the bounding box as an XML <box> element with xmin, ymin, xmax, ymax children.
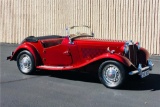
<box><xmin>135</xmin><ymin>42</ymin><xmax>140</xmax><ymax>49</ymax></box>
<box><xmin>124</xmin><ymin>40</ymin><xmax>134</xmax><ymax>54</ymax></box>
<box><xmin>124</xmin><ymin>44</ymin><xmax>129</xmax><ymax>54</ymax></box>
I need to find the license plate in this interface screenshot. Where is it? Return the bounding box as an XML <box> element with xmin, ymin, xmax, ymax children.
<box><xmin>140</xmin><ymin>70</ymin><xmax>149</xmax><ymax>78</ymax></box>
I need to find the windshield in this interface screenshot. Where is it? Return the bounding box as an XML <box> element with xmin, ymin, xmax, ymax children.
<box><xmin>66</xmin><ymin>26</ymin><xmax>94</xmax><ymax>39</ymax></box>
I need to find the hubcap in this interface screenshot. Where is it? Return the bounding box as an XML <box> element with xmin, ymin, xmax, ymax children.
<box><xmin>19</xmin><ymin>54</ymin><xmax>32</xmax><ymax>73</ymax></box>
<box><xmin>103</xmin><ymin>64</ymin><xmax>121</xmax><ymax>86</ymax></box>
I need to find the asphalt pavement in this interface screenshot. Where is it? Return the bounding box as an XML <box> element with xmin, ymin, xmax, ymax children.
<box><xmin>0</xmin><ymin>43</ymin><xmax>160</xmax><ymax>107</ymax></box>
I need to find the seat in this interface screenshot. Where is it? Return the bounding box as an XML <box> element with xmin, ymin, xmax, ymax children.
<box><xmin>41</xmin><ymin>38</ymin><xmax>63</xmax><ymax>48</ymax></box>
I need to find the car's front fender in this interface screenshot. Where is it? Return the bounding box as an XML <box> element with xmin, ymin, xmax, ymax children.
<box><xmin>137</xmin><ymin>47</ymin><xmax>150</xmax><ymax>65</ymax></box>
<box><xmin>89</xmin><ymin>53</ymin><xmax>132</xmax><ymax>67</ymax></box>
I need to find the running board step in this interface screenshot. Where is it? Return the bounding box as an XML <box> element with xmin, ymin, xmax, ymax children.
<box><xmin>36</xmin><ymin>65</ymin><xmax>73</xmax><ymax>70</ymax></box>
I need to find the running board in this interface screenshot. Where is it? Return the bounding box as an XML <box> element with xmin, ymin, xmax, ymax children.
<box><xmin>36</xmin><ymin>65</ymin><xmax>74</xmax><ymax>70</ymax></box>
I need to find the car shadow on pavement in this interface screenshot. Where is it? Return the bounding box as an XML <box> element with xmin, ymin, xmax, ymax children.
<box><xmin>122</xmin><ymin>74</ymin><xmax>160</xmax><ymax>91</ymax></box>
<box><xmin>35</xmin><ymin>70</ymin><xmax>101</xmax><ymax>83</ymax></box>
<box><xmin>34</xmin><ymin>70</ymin><xmax>160</xmax><ymax>91</ymax></box>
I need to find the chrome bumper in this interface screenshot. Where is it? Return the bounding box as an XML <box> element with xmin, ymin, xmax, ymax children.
<box><xmin>7</xmin><ymin>56</ymin><xmax>11</xmax><ymax>60</ymax></box>
<box><xmin>7</xmin><ymin>51</ymin><xmax>14</xmax><ymax>60</ymax></box>
<box><xmin>129</xmin><ymin>60</ymin><xmax>154</xmax><ymax>75</ymax></box>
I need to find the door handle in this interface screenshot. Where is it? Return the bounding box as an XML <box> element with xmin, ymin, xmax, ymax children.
<box><xmin>63</xmin><ymin>50</ymin><xmax>71</xmax><ymax>56</ymax></box>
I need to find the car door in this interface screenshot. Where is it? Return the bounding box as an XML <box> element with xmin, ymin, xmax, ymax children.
<box><xmin>43</xmin><ymin>43</ymin><xmax>72</xmax><ymax>66</ymax></box>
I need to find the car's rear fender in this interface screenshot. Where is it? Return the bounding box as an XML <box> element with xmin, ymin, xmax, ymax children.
<box><xmin>10</xmin><ymin>43</ymin><xmax>43</xmax><ymax>66</ymax></box>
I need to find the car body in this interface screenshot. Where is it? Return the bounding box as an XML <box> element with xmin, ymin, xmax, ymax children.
<box><xmin>7</xmin><ymin>26</ymin><xmax>154</xmax><ymax>88</ymax></box>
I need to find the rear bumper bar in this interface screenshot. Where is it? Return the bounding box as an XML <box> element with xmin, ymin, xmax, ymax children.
<box><xmin>7</xmin><ymin>51</ymin><xmax>14</xmax><ymax>60</ymax></box>
<box><xmin>129</xmin><ymin>60</ymin><xmax>154</xmax><ymax>75</ymax></box>
<box><xmin>7</xmin><ymin>56</ymin><xmax>11</xmax><ymax>60</ymax></box>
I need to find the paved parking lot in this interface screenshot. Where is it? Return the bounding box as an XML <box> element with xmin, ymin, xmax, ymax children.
<box><xmin>0</xmin><ymin>43</ymin><xmax>160</xmax><ymax>107</ymax></box>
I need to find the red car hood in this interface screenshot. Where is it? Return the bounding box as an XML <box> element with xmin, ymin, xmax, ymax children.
<box><xmin>74</xmin><ymin>38</ymin><xmax>126</xmax><ymax>46</ymax></box>
<box><xmin>73</xmin><ymin>38</ymin><xmax>126</xmax><ymax>55</ymax></box>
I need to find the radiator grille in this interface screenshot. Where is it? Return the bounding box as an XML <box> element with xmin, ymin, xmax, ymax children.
<box><xmin>125</xmin><ymin>45</ymin><xmax>138</xmax><ymax>66</ymax></box>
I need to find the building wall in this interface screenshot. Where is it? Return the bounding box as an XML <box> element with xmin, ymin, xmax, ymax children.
<box><xmin>0</xmin><ymin>0</ymin><xmax>160</xmax><ymax>55</ymax></box>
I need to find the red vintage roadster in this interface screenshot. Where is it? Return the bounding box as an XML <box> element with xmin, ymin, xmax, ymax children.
<box><xmin>7</xmin><ymin>26</ymin><xmax>154</xmax><ymax>88</ymax></box>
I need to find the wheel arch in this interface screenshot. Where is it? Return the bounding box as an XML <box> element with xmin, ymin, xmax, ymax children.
<box><xmin>97</xmin><ymin>57</ymin><xmax>130</xmax><ymax>67</ymax></box>
<box><xmin>93</xmin><ymin>53</ymin><xmax>132</xmax><ymax>67</ymax></box>
<box><xmin>11</xmin><ymin>44</ymin><xmax>43</xmax><ymax>66</ymax></box>
<box><xmin>84</xmin><ymin>53</ymin><xmax>132</xmax><ymax>72</ymax></box>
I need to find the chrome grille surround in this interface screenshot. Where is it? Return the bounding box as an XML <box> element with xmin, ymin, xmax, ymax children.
<box><xmin>124</xmin><ymin>41</ymin><xmax>138</xmax><ymax>67</ymax></box>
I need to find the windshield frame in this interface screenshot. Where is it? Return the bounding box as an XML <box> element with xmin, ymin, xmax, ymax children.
<box><xmin>66</xmin><ymin>25</ymin><xmax>94</xmax><ymax>43</ymax></box>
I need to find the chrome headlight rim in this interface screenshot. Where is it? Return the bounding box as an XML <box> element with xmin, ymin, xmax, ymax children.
<box><xmin>135</xmin><ymin>42</ymin><xmax>141</xmax><ymax>49</ymax></box>
<box><xmin>124</xmin><ymin>44</ymin><xmax>129</xmax><ymax>54</ymax></box>
<box><xmin>124</xmin><ymin>40</ymin><xmax>134</xmax><ymax>54</ymax></box>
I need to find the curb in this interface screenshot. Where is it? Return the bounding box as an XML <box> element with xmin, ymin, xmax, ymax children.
<box><xmin>0</xmin><ymin>42</ymin><xmax>19</xmax><ymax>47</ymax></box>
